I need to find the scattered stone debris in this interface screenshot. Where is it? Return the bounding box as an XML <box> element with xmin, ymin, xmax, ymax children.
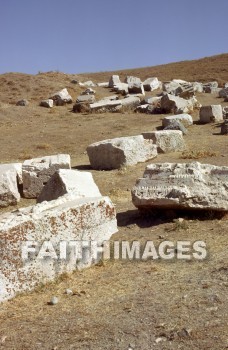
<box><xmin>142</xmin><ymin>130</ymin><xmax>186</xmax><ymax>153</ymax></box>
<box><xmin>199</xmin><ymin>105</ymin><xmax>223</xmax><ymax>123</ymax></box>
<box><xmin>16</xmin><ymin>99</ymin><xmax>29</xmax><ymax>106</ymax></box>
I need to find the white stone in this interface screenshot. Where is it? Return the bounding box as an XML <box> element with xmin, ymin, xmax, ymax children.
<box><xmin>97</xmin><ymin>82</ymin><xmax>109</xmax><ymax>87</ymax></box>
<box><xmin>199</xmin><ymin>105</ymin><xmax>223</xmax><ymax>123</ymax></box>
<box><xmin>83</xmin><ymin>81</ymin><xmax>95</xmax><ymax>87</ymax></box>
<box><xmin>76</xmin><ymin>95</ymin><xmax>95</xmax><ymax>104</ymax></box>
<box><xmin>142</xmin><ymin>130</ymin><xmax>185</xmax><ymax>153</ymax></box>
<box><xmin>121</xmin><ymin>96</ymin><xmax>141</xmax><ymax>107</ymax></box>
<box><xmin>162</xmin><ymin>114</ymin><xmax>193</xmax><ymax>128</ymax></box>
<box><xmin>128</xmin><ymin>82</ymin><xmax>145</xmax><ymax>95</ymax></box>
<box><xmin>0</xmin><ymin>166</ymin><xmax>20</xmax><ymax>208</ymax></box>
<box><xmin>89</xmin><ymin>100</ymin><xmax>122</xmax><ymax>112</ymax></box>
<box><xmin>132</xmin><ymin>162</ymin><xmax>228</xmax><ymax>211</ymax></box>
<box><xmin>161</xmin><ymin>94</ymin><xmax>195</xmax><ymax>114</ymax></box>
<box><xmin>193</xmin><ymin>82</ymin><xmax>203</xmax><ymax>93</ymax></box>
<box><xmin>112</xmin><ymin>83</ymin><xmax>129</xmax><ymax>95</ymax></box>
<box><xmin>37</xmin><ymin>169</ymin><xmax>101</xmax><ymax>203</ymax></box>
<box><xmin>225</xmin><ymin>83</ymin><xmax>228</xmax><ymax>88</ymax></box>
<box><xmin>40</xmin><ymin>99</ymin><xmax>54</xmax><ymax>108</ymax></box>
<box><xmin>109</xmin><ymin>75</ymin><xmax>121</xmax><ymax>88</ymax></box>
<box><xmin>144</xmin><ymin>96</ymin><xmax>161</xmax><ymax>105</ymax></box>
<box><xmin>143</xmin><ymin>77</ymin><xmax>160</xmax><ymax>91</ymax></box>
<box><xmin>0</xmin><ymin>195</ymin><xmax>117</xmax><ymax>302</ymax></box>
<box><xmin>22</xmin><ymin>154</ymin><xmax>71</xmax><ymax>198</ymax></box>
<box><xmin>0</xmin><ymin>163</ymin><xmax>22</xmax><ymax>185</ymax></box>
<box><xmin>87</xmin><ymin>135</ymin><xmax>157</xmax><ymax>170</ymax></box>
<box><xmin>50</xmin><ymin>88</ymin><xmax>72</xmax><ymax>105</ymax></box>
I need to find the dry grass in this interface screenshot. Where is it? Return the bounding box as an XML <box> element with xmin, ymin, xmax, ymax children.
<box><xmin>180</xmin><ymin>149</ymin><xmax>218</xmax><ymax>159</ymax></box>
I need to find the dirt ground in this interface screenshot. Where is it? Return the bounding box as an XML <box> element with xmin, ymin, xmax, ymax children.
<box><xmin>0</xmin><ymin>63</ymin><xmax>228</xmax><ymax>349</ymax></box>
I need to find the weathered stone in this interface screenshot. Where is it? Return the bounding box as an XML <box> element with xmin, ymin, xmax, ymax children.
<box><xmin>112</xmin><ymin>83</ymin><xmax>129</xmax><ymax>95</ymax></box>
<box><xmin>163</xmin><ymin>81</ymin><xmax>182</xmax><ymax>95</ymax></box>
<box><xmin>163</xmin><ymin>120</ymin><xmax>188</xmax><ymax>135</ymax></box>
<box><xmin>87</xmin><ymin>135</ymin><xmax>157</xmax><ymax>170</ymax></box>
<box><xmin>223</xmin><ymin>106</ymin><xmax>228</xmax><ymax>119</ymax></box>
<box><xmin>81</xmin><ymin>88</ymin><xmax>95</xmax><ymax>95</ymax></box>
<box><xmin>0</xmin><ymin>166</ymin><xmax>20</xmax><ymax>208</ymax></box>
<box><xmin>76</xmin><ymin>95</ymin><xmax>95</xmax><ymax>104</ymax></box>
<box><xmin>80</xmin><ymin>81</ymin><xmax>95</xmax><ymax>87</ymax></box>
<box><xmin>73</xmin><ymin>102</ymin><xmax>91</xmax><ymax>113</ymax></box>
<box><xmin>37</xmin><ymin>169</ymin><xmax>101</xmax><ymax>203</ymax></box>
<box><xmin>50</xmin><ymin>88</ymin><xmax>72</xmax><ymax>105</ymax></box>
<box><xmin>22</xmin><ymin>154</ymin><xmax>71</xmax><ymax>198</ymax></box>
<box><xmin>121</xmin><ymin>96</ymin><xmax>141</xmax><ymax>108</ymax></box>
<box><xmin>162</xmin><ymin>114</ymin><xmax>193</xmax><ymax>128</ymax></box>
<box><xmin>40</xmin><ymin>99</ymin><xmax>54</xmax><ymax>108</ymax></box>
<box><xmin>193</xmin><ymin>82</ymin><xmax>203</xmax><ymax>93</ymax></box>
<box><xmin>0</xmin><ymin>195</ymin><xmax>117</xmax><ymax>302</ymax></box>
<box><xmin>16</xmin><ymin>99</ymin><xmax>29</xmax><ymax>106</ymax></box>
<box><xmin>89</xmin><ymin>100</ymin><xmax>122</xmax><ymax>112</ymax></box>
<box><xmin>132</xmin><ymin>162</ymin><xmax>228</xmax><ymax>211</ymax></box>
<box><xmin>0</xmin><ymin>163</ymin><xmax>22</xmax><ymax>185</ymax></box>
<box><xmin>136</xmin><ymin>104</ymin><xmax>150</xmax><ymax>113</ymax></box>
<box><xmin>160</xmin><ymin>94</ymin><xmax>195</xmax><ymax>114</ymax></box>
<box><xmin>143</xmin><ymin>96</ymin><xmax>161</xmax><ymax>105</ymax></box>
<box><xmin>143</xmin><ymin>77</ymin><xmax>160</xmax><ymax>91</ymax></box>
<box><xmin>97</xmin><ymin>82</ymin><xmax>109</xmax><ymax>87</ymax></box>
<box><xmin>109</xmin><ymin>75</ymin><xmax>121</xmax><ymax>88</ymax></box>
<box><xmin>225</xmin><ymin>83</ymin><xmax>228</xmax><ymax>88</ymax></box>
<box><xmin>128</xmin><ymin>82</ymin><xmax>145</xmax><ymax>95</ymax></box>
<box><xmin>199</xmin><ymin>105</ymin><xmax>223</xmax><ymax>123</ymax></box>
<box><xmin>100</xmin><ymin>95</ymin><xmax>119</xmax><ymax>101</ymax></box>
<box><xmin>221</xmin><ymin>120</ymin><xmax>228</xmax><ymax>135</ymax></box>
<box><xmin>203</xmin><ymin>81</ymin><xmax>218</xmax><ymax>92</ymax></box>
<box><xmin>142</xmin><ymin>130</ymin><xmax>185</xmax><ymax>153</ymax></box>
<box><xmin>219</xmin><ymin>88</ymin><xmax>228</xmax><ymax>98</ymax></box>
<box><xmin>125</xmin><ymin>76</ymin><xmax>141</xmax><ymax>85</ymax></box>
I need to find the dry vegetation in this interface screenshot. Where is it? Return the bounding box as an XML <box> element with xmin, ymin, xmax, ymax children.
<box><xmin>0</xmin><ymin>54</ymin><xmax>227</xmax><ymax>350</ymax></box>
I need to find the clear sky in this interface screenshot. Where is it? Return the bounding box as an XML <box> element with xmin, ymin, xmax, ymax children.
<box><xmin>0</xmin><ymin>0</ymin><xmax>227</xmax><ymax>74</ymax></box>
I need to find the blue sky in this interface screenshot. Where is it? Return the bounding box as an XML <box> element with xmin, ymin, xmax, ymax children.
<box><xmin>0</xmin><ymin>0</ymin><xmax>227</xmax><ymax>74</ymax></box>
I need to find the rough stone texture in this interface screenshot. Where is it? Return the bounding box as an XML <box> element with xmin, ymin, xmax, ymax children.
<box><xmin>1</xmin><ymin>163</ymin><xmax>22</xmax><ymax>185</ymax></box>
<box><xmin>37</xmin><ymin>169</ymin><xmax>101</xmax><ymax>203</ymax></box>
<box><xmin>81</xmin><ymin>81</ymin><xmax>95</xmax><ymax>87</ymax></box>
<box><xmin>193</xmin><ymin>82</ymin><xmax>203</xmax><ymax>93</ymax></box>
<box><xmin>163</xmin><ymin>120</ymin><xmax>188</xmax><ymax>135</ymax></box>
<box><xmin>76</xmin><ymin>95</ymin><xmax>95</xmax><ymax>104</ymax></box>
<box><xmin>109</xmin><ymin>75</ymin><xmax>121</xmax><ymax>88</ymax></box>
<box><xmin>0</xmin><ymin>195</ymin><xmax>117</xmax><ymax>302</ymax></box>
<box><xmin>125</xmin><ymin>76</ymin><xmax>141</xmax><ymax>85</ymax></box>
<box><xmin>121</xmin><ymin>96</ymin><xmax>141</xmax><ymax>108</ymax></box>
<box><xmin>81</xmin><ymin>88</ymin><xmax>95</xmax><ymax>95</ymax></box>
<box><xmin>112</xmin><ymin>83</ymin><xmax>129</xmax><ymax>95</ymax></box>
<box><xmin>162</xmin><ymin>114</ymin><xmax>193</xmax><ymax>128</ymax></box>
<box><xmin>0</xmin><ymin>166</ymin><xmax>20</xmax><ymax>208</ymax></box>
<box><xmin>89</xmin><ymin>100</ymin><xmax>122</xmax><ymax>112</ymax></box>
<box><xmin>142</xmin><ymin>130</ymin><xmax>185</xmax><ymax>153</ymax></box>
<box><xmin>132</xmin><ymin>162</ymin><xmax>228</xmax><ymax>211</ymax></box>
<box><xmin>22</xmin><ymin>154</ymin><xmax>71</xmax><ymax>198</ymax></box>
<box><xmin>143</xmin><ymin>77</ymin><xmax>160</xmax><ymax>91</ymax></box>
<box><xmin>87</xmin><ymin>135</ymin><xmax>157</xmax><ymax>170</ymax></box>
<box><xmin>221</xmin><ymin>120</ymin><xmax>228</xmax><ymax>135</ymax></box>
<box><xmin>203</xmin><ymin>81</ymin><xmax>218</xmax><ymax>92</ymax></box>
<box><xmin>40</xmin><ymin>99</ymin><xmax>54</xmax><ymax>108</ymax></box>
<box><xmin>136</xmin><ymin>104</ymin><xmax>149</xmax><ymax>113</ymax></box>
<box><xmin>128</xmin><ymin>82</ymin><xmax>145</xmax><ymax>95</ymax></box>
<box><xmin>143</xmin><ymin>96</ymin><xmax>161</xmax><ymax>105</ymax></box>
<box><xmin>160</xmin><ymin>94</ymin><xmax>195</xmax><ymax>114</ymax></box>
<box><xmin>16</xmin><ymin>99</ymin><xmax>29</xmax><ymax>106</ymax></box>
<box><xmin>223</xmin><ymin>106</ymin><xmax>228</xmax><ymax>119</ymax></box>
<box><xmin>199</xmin><ymin>105</ymin><xmax>223</xmax><ymax>123</ymax></box>
<box><xmin>50</xmin><ymin>88</ymin><xmax>72</xmax><ymax>105</ymax></box>
<box><xmin>163</xmin><ymin>81</ymin><xmax>194</xmax><ymax>98</ymax></box>
<box><xmin>97</xmin><ymin>82</ymin><xmax>109</xmax><ymax>87</ymax></box>
<box><xmin>219</xmin><ymin>88</ymin><xmax>228</xmax><ymax>98</ymax></box>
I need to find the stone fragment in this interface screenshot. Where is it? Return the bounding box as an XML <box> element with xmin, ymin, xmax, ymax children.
<box><xmin>121</xmin><ymin>96</ymin><xmax>141</xmax><ymax>108</ymax></box>
<box><xmin>0</xmin><ymin>166</ymin><xmax>20</xmax><ymax>207</ymax></box>
<box><xmin>22</xmin><ymin>154</ymin><xmax>71</xmax><ymax>198</ymax></box>
<box><xmin>89</xmin><ymin>100</ymin><xmax>122</xmax><ymax>112</ymax></box>
<box><xmin>142</xmin><ymin>130</ymin><xmax>185</xmax><ymax>153</ymax></box>
<box><xmin>37</xmin><ymin>169</ymin><xmax>101</xmax><ymax>203</ymax></box>
<box><xmin>199</xmin><ymin>105</ymin><xmax>223</xmax><ymax>123</ymax></box>
<box><xmin>143</xmin><ymin>77</ymin><xmax>160</xmax><ymax>91</ymax></box>
<box><xmin>16</xmin><ymin>99</ymin><xmax>29</xmax><ymax>106</ymax></box>
<box><xmin>160</xmin><ymin>94</ymin><xmax>195</xmax><ymax>114</ymax></box>
<box><xmin>0</xmin><ymin>195</ymin><xmax>117</xmax><ymax>302</ymax></box>
<box><xmin>87</xmin><ymin>135</ymin><xmax>157</xmax><ymax>170</ymax></box>
<box><xmin>132</xmin><ymin>162</ymin><xmax>228</xmax><ymax>211</ymax></box>
<box><xmin>221</xmin><ymin>120</ymin><xmax>228</xmax><ymax>135</ymax></box>
<box><xmin>40</xmin><ymin>99</ymin><xmax>54</xmax><ymax>108</ymax></box>
<box><xmin>109</xmin><ymin>75</ymin><xmax>121</xmax><ymax>88</ymax></box>
<box><xmin>81</xmin><ymin>88</ymin><xmax>95</xmax><ymax>95</ymax></box>
<box><xmin>163</xmin><ymin>120</ymin><xmax>188</xmax><ymax>135</ymax></box>
<box><xmin>219</xmin><ymin>88</ymin><xmax>228</xmax><ymax>98</ymax></box>
<box><xmin>162</xmin><ymin>114</ymin><xmax>193</xmax><ymax>128</ymax></box>
<box><xmin>50</xmin><ymin>88</ymin><xmax>72</xmax><ymax>105</ymax></box>
<box><xmin>76</xmin><ymin>95</ymin><xmax>95</xmax><ymax>104</ymax></box>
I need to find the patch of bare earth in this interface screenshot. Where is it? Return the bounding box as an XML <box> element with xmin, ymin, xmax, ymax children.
<box><xmin>0</xmin><ymin>55</ymin><xmax>227</xmax><ymax>349</ymax></box>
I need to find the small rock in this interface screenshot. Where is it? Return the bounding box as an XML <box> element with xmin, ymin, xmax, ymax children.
<box><xmin>65</xmin><ymin>289</ymin><xmax>73</xmax><ymax>295</ymax></box>
<box><xmin>49</xmin><ymin>296</ymin><xmax>58</xmax><ymax>305</ymax></box>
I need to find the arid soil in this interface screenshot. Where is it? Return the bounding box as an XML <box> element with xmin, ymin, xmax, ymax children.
<box><xmin>0</xmin><ymin>55</ymin><xmax>227</xmax><ymax>349</ymax></box>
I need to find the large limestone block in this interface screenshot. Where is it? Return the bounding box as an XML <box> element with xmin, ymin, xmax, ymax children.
<box><xmin>161</xmin><ymin>94</ymin><xmax>195</xmax><ymax>114</ymax></box>
<box><xmin>143</xmin><ymin>77</ymin><xmax>160</xmax><ymax>91</ymax></box>
<box><xmin>40</xmin><ymin>99</ymin><xmax>53</xmax><ymax>108</ymax></box>
<box><xmin>121</xmin><ymin>96</ymin><xmax>141</xmax><ymax>108</ymax></box>
<box><xmin>125</xmin><ymin>76</ymin><xmax>142</xmax><ymax>85</ymax></box>
<box><xmin>1</xmin><ymin>163</ymin><xmax>22</xmax><ymax>185</ymax></box>
<box><xmin>199</xmin><ymin>105</ymin><xmax>223</xmax><ymax>123</ymax></box>
<box><xmin>0</xmin><ymin>196</ymin><xmax>117</xmax><ymax>302</ymax></box>
<box><xmin>142</xmin><ymin>130</ymin><xmax>185</xmax><ymax>153</ymax></box>
<box><xmin>76</xmin><ymin>94</ymin><xmax>95</xmax><ymax>104</ymax></box>
<box><xmin>37</xmin><ymin>169</ymin><xmax>101</xmax><ymax>203</ymax></box>
<box><xmin>132</xmin><ymin>162</ymin><xmax>228</xmax><ymax>211</ymax></box>
<box><xmin>87</xmin><ymin>135</ymin><xmax>157</xmax><ymax>170</ymax></box>
<box><xmin>22</xmin><ymin>154</ymin><xmax>71</xmax><ymax>198</ymax></box>
<box><xmin>89</xmin><ymin>100</ymin><xmax>122</xmax><ymax>112</ymax></box>
<box><xmin>50</xmin><ymin>88</ymin><xmax>72</xmax><ymax>105</ymax></box>
<box><xmin>112</xmin><ymin>83</ymin><xmax>129</xmax><ymax>95</ymax></box>
<box><xmin>128</xmin><ymin>82</ymin><xmax>145</xmax><ymax>95</ymax></box>
<box><xmin>0</xmin><ymin>166</ymin><xmax>20</xmax><ymax>208</ymax></box>
<box><xmin>162</xmin><ymin>114</ymin><xmax>193</xmax><ymax>128</ymax></box>
<box><xmin>109</xmin><ymin>75</ymin><xmax>121</xmax><ymax>88</ymax></box>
